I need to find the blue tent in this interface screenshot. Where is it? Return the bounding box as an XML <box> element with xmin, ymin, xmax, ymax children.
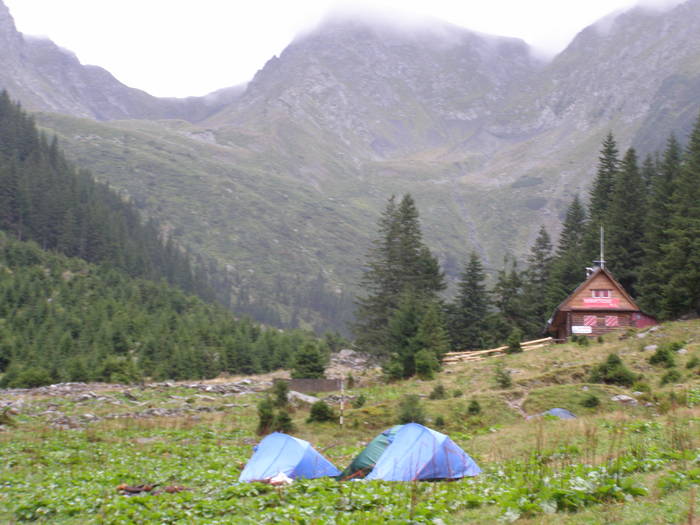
<box><xmin>544</xmin><ymin>408</ymin><xmax>576</xmax><ymax>420</ymax></box>
<box><xmin>239</xmin><ymin>432</ymin><xmax>341</xmax><ymax>482</ymax></box>
<box><xmin>364</xmin><ymin>423</ymin><xmax>481</xmax><ymax>481</ymax></box>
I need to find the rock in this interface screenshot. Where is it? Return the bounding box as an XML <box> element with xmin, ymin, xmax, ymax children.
<box><xmin>611</xmin><ymin>394</ymin><xmax>638</xmax><ymax>406</ymax></box>
<box><xmin>677</xmin><ymin>348</ymin><xmax>688</xmax><ymax>354</ymax></box>
<box><xmin>643</xmin><ymin>345</ymin><xmax>658</xmax><ymax>352</ymax></box>
<box><xmin>123</xmin><ymin>391</ymin><xmax>138</xmax><ymax>401</ymax></box>
<box><xmin>287</xmin><ymin>391</ymin><xmax>320</xmax><ymax>405</ymax></box>
<box><xmin>194</xmin><ymin>395</ymin><xmax>217</xmax><ymax>402</ymax></box>
<box><xmin>582</xmin><ymin>386</ymin><xmax>589</xmax><ymax>391</ymax></box>
<box><xmin>632</xmin><ymin>391</ymin><xmax>644</xmax><ymax>397</ymax></box>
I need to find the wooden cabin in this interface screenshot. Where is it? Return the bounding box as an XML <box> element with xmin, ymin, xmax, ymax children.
<box><xmin>546</xmin><ymin>267</ymin><xmax>657</xmax><ymax>341</ymax></box>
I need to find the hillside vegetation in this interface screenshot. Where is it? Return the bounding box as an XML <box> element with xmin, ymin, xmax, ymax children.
<box><xmin>0</xmin><ymin>232</ymin><xmax>323</xmax><ymax>387</ymax></box>
<box><xmin>1</xmin><ymin>320</ymin><xmax>699</xmax><ymax>523</ymax></box>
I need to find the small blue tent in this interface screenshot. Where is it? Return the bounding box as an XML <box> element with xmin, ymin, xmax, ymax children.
<box><xmin>364</xmin><ymin>423</ymin><xmax>481</xmax><ymax>481</ymax></box>
<box><xmin>544</xmin><ymin>408</ymin><xmax>576</xmax><ymax>420</ymax></box>
<box><xmin>239</xmin><ymin>432</ymin><xmax>341</xmax><ymax>482</ymax></box>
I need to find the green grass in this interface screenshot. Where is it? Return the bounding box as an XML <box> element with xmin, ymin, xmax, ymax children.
<box><xmin>2</xmin><ymin>320</ymin><xmax>700</xmax><ymax>523</ymax></box>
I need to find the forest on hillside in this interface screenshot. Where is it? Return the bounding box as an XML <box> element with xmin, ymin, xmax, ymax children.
<box><xmin>353</xmin><ymin>113</ymin><xmax>700</xmax><ymax>380</ymax></box>
<box><xmin>0</xmin><ymin>92</ymin><xmax>331</xmax><ymax>388</ymax></box>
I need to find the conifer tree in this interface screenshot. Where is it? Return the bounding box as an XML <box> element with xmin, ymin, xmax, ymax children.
<box><xmin>521</xmin><ymin>226</ymin><xmax>554</xmax><ymax>335</ymax></box>
<box><xmin>605</xmin><ymin>148</ymin><xmax>647</xmax><ymax>294</ymax></box>
<box><xmin>546</xmin><ymin>196</ymin><xmax>588</xmax><ymax>312</ymax></box>
<box><xmin>449</xmin><ymin>252</ymin><xmax>489</xmax><ymax>350</ymax></box>
<box><xmin>354</xmin><ymin>194</ymin><xmax>445</xmax><ymax>357</ymax></box>
<box><xmin>584</xmin><ymin>133</ymin><xmax>620</xmax><ymax>260</ymax></box>
<box><xmin>660</xmin><ymin>113</ymin><xmax>700</xmax><ymax>317</ymax></box>
<box><xmin>589</xmin><ymin>133</ymin><xmax>620</xmax><ymax>224</ymax></box>
<box><xmin>638</xmin><ymin>135</ymin><xmax>682</xmax><ymax>315</ymax></box>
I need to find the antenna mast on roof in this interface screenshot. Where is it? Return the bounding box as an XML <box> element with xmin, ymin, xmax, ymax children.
<box><xmin>594</xmin><ymin>225</ymin><xmax>606</xmax><ymax>269</ymax></box>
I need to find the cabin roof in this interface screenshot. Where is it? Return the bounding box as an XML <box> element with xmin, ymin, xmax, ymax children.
<box><xmin>546</xmin><ymin>267</ymin><xmax>642</xmax><ymax>333</ymax></box>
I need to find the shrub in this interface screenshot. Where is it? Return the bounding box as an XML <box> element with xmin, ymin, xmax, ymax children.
<box><xmin>351</xmin><ymin>394</ymin><xmax>366</xmax><ymax>409</ymax></box>
<box><xmin>576</xmin><ymin>336</ymin><xmax>591</xmax><ymax>347</ymax></box>
<box><xmin>307</xmin><ymin>401</ymin><xmax>336</xmax><ymax>423</ymax></box>
<box><xmin>346</xmin><ymin>372</ymin><xmax>355</xmax><ymax>389</ymax></box>
<box><xmin>97</xmin><ymin>356</ymin><xmax>141</xmax><ymax>384</ymax></box>
<box><xmin>434</xmin><ymin>415</ymin><xmax>445</xmax><ymax>428</ymax></box>
<box><xmin>452</xmin><ymin>389</ymin><xmax>464</xmax><ymax>398</ymax></box>
<box><xmin>649</xmin><ymin>346</ymin><xmax>676</xmax><ymax>368</ymax></box>
<box><xmin>291</xmin><ymin>342</ymin><xmax>327</xmax><ymax>379</ymax></box>
<box><xmin>274</xmin><ymin>409</ymin><xmax>295</xmax><ymax>433</ymax></box>
<box><xmin>632</xmin><ymin>380</ymin><xmax>651</xmax><ymax>393</ymax></box>
<box><xmin>494</xmin><ymin>363</ymin><xmax>512</xmax><ymax>389</ymax></box>
<box><xmin>685</xmin><ymin>356</ymin><xmax>700</xmax><ymax>369</ymax></box>
<box><xmin>581</xmin><ymin>394</ymin><xmax>600</xmax><ymax>408</ymax></box>
<box><xmin>383</xmin><ymin>359</ymin><xmax>404</xmax><ymax>381</ymax></box>
<box><xmin>429</xmin><ymin>383</ymin><xmax>447</xmax><ymax>400</ymax></box>
<box><xmin>397</xmin><ymin>394</ymin><xmax>426</xmax><ymax>425</ymax></box>
<box><xmin>597</xmin><ymin>335</ymin><xmax>605</xmax><ymax>344</ymax></box>
<box><xmin>506</xmin><ymin>328</ymin><xmax>523</xmax><ymax>354</ymax></box>
<box><xmin>0</xmin><ymin>408</ymin><xmax>16</xmax><ymax>427</ymax></box>
<box><xmin>256</xmin><ymin>396</ymin><xmax>275</xmax><ymax>435</ymax></box>
<box><xmin>271</xmin><ymin>379</ymin><xmax>289</xmax><ymax>408</ymax></box>
<box><xmin>589</xmin><ymin>354</ymin><xmax>637</xmax><ymax>387</ymax></box>
<box><xmin>415</xmin><ymin>349</ymin><xmax>440</xmax><ymax>380</ymax></box>
<box><xmin>660</xmin><ymin>369</ymin><xmax>682</xmax><ymax>386</ymax></box>
<box><xmin>467</xmin><ymin>399</ymin><xmax>481</xmax><ymax>415</ymax></box>
<box><xmin>6</xmin><ymin>366</ymin><xmax>53</xmax><ymax>388</ymax></box>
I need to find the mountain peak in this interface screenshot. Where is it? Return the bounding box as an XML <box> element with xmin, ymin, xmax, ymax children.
<box><xmin>297</xmin><ymin>7</ymin><xmax>529</xmax><ymax>51</ymax></box>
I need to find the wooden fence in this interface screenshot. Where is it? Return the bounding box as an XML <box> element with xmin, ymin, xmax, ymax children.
<box><xmin>442</xmin><ymin>337</ymin><xmax>553</xmax><ymax>364</ymax></box>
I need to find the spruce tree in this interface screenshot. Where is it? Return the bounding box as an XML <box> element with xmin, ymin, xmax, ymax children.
<box><xmin>660</xmin><ymin>113</ymin><xmax>700</xmax><ymax>317</ymax></box>
<box><xmin>521</xmin><ymin>226</ymin><xmax>554</xmax><ymax>335</ymax></box>
<box><xmin>584</xmin><ymin>133</ymin><xmax>620</xmax><ymax>260</ymax></box>
<box><xmin>449</xmin><ymin>252</ymin><xmax>489</xmax><ymax>350</ymax></box>
<box><xmin>638</xmin><ymin>135</ymin><xmax>682</xmax><ymax>315</ymax></box>
<box><xmin>354</xmin><ymin>194</ymin><xmax>445</xmax><ymax>357</ymax></box>
<box><xmin>605</xmin><ymin>148</ymin><xmax>647</xmax><ymax>294</ymax></box>
<box><xmin>589</xmin><ymin>133</ymin><xmax>620</xmax><ymax>224</ymax></box>
<box><xmin>546</xmin><ymin>196</ymin><xmax>588</xmax><ymax>312</ymax></box>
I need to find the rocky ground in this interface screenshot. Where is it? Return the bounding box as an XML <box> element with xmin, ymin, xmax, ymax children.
<box><xmin>0</xmin><ymin>349</ymin><xmax>375</xmax><ymax>431</ymax></box>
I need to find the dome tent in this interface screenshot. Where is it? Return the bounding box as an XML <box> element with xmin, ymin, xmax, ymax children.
<box><xmin>544</xmin><ymin>408</ymin><xmax>576</xmax><ymax>420</ymax></box>
<box><xmin>337</xmin><ymin>425</ymin><xmax>403</xmax><ymax>480</ymax></box>
<box><xmin>363</xmin><ymin>423</ymin><xmax>481</xmax><ymax>481</ymax></box>
<box><xmin>239</xmin><ymin>432</ymin><xmax>340</xmax><ymax>482</ymax></box>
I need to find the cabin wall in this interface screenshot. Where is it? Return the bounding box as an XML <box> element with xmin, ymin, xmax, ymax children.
<box><xmin>569</xmin><ymin>312</ymin><xmax>632</xmax><ymax>337</ymax></box>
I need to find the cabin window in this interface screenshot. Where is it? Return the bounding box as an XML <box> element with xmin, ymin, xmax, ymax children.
<box><xmin>592</xmin><ymin>289</ymin><xmax>611</xmax><ymax>298</ymax></box>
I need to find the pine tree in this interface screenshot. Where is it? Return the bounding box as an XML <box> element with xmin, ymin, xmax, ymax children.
<box><xmin>660</xmin><ymin>113</ymin><xmax>700</xmax><ymax>317</ymax></box>
<box><xmin>354</xmin><ymin>194</ymin><xmax>445</xmax><ymax>357</ymax></box>
<box><xmin>521</xmin><ymin>226</ymin><xmax>554</xmax><ymax>335</ymax></box>
<box><xmin>605</xmin><ymin>148</ymin><xmax>647</xmax><ymax>294</ymax></box>
<box><xmin>584</xmin><ymin>133</ymin><xmax>620</xmax><ymax>260</ymax></box>
<box><xmin>638</xmin><ymin>135</ymin><xmax>682</xmax><ymax>315</ymax></box>
<box><xmin>546</xmin><ymin>196</ymin><xmax>588</xmax><ymax>312</ymax></box>
<box><xmin>449</xmin><ymin>252</ymin><xmax>489</xmax><ymax>350</ymax></box>
<box><xmin>589</xmin><ymin>133</ymin><xmax>620</xmax><ymax>224</ymax></box>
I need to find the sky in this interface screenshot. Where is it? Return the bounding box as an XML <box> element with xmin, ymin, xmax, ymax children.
<box><xmin>3</xmin><ymin>0</ymin><xmax>684</xmax><ymax>98</ymax></box>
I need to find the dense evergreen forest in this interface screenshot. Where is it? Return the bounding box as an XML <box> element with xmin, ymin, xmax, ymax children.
<box><xmin>0</xmin><ymin>233</ymin><xmax>323</xmax><ymax>387</ymax></box>
<box><xmin>354</xmin><ymin>113</ymin><xmax>700</xmax><ymax>379</ymax></box>
<box><xmin>0</xmin><ymin>92</ymin><xmax>329</xmax><ymax>387</ymax></box>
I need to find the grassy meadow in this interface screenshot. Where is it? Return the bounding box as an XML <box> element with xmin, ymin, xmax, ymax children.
<box><xmin>1</xmin><ymin>320</ymin><xmax>700</xmax><ymax>523</ymax></box>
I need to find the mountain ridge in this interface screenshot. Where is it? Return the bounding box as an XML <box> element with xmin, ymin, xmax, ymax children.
<box><xmin>2</xmin><ymin>0</ymin><xmax>700</xmax><ymax>332</ymax></box>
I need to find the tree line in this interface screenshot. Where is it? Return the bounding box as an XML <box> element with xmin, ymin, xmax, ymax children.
<box><xmin>353</xmin><ymin>113</ymin><xmax>700</xmax><ymax>378</ymax></box>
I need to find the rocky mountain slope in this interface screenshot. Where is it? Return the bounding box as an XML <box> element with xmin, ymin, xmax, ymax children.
<box><xmin>0</xmin><ymin>1</ymin><xmax>241</xmax><ymax>120</ymax></box>
<box><xmin>2</xmin><ymin>0</ymin><xmax>700</xmax><ymax>332</ymax></box>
